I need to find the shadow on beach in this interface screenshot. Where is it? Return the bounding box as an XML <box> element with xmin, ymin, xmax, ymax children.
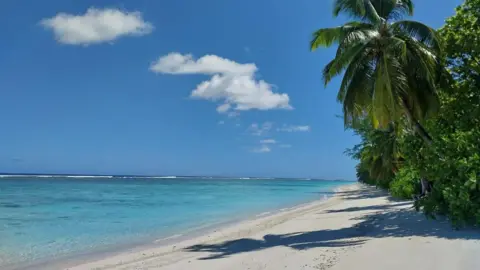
<box><xmin>334</xmin><ymin>186</ymin><xmax>397</xmax><ymax>201</ymax></box>
<box><xmin>185</xmin><ymin>187</ymin><xmax>480</xmax><ymax>260</ymax></box>
<box><xmin>323</xmin><ymin>201</ymin><xmax>412</xmax><ymax>213</ymax></box>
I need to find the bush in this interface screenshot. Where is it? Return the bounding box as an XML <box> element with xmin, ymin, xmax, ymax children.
<box><xmin>389</xmin><ymin>167</ymin><xmax>420</xmax><ymax>199</ymax></box>
<box><xmin>349</xmin><ymin>0</ymin><xmax>480</xmax><ymax>227</ymax></box>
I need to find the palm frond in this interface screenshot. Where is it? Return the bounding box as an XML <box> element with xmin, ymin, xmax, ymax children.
<box><xmin>391</xmin><ymin>20</ymin><xmax>441</xmax><ymax>54</ymax></box>
<box><xmin>342</xmin><ymin>55</ymin><xmax>376</xmax><ymax>126</ymax></box>
<box><xmin>371</xmin><ymin>53</ymin><xmax>408</xmax><ymax>128</ymax></box>
<box><xmin>323</xmin><ymin>41</ymin><xmax>372</xmax><ymax>86</ymax></box>
<box><xmin>395</xmin><ymin>0</ymin><xmax>414</xmax><ymax>16</ymax></box>
<box><xmin>311</xmin><ymin>22</ymin><xmax>373</xmax><ymax>50</ymax></box>
<box><xmin>333</xmin><ymin>0</ymin><xmax>381</xmax><ymax>24</ymax></box>
<box><xmin>313</xmin><ymin>1</ymin><xmax>441</xmax><ymax>135</ymax></box>
<box><xmin>337</xmin><ymin>46</ymin><xmax>374</xmax><ymax>102</ymax></box>
<box><xmin>333</xmin><ymin>0</ymin><xmax>367</xmax><ymax>18</ymax></box>
<box><xmin>397</xmin><ymin>35</ymin><xmax>441</xmax><ymax>121</ymax></box>
<box><xmin>372</xmin><ymin>55</ymin><xmax>394</xmax><ymax>127</ymax></box>
<box><xmin>408</xmin><ymin>79</ymin><xmax>439</xmax><ymax>121</ymax></box>
<box><xmin>370</xmin><ymin>0</ymin><xmax>398</xmax><ymax>19</ymax></box>
<box><xmin>403</xmin><ymin>37</ymin><xmax>439</xmax><ymax>87</ymax></box>
<box><xmin>387</xmin><ymin>36</ymin><xmax>408</xmax><ymax>63</ymax></box>
<box><xmin>379</xmin><ymin>0</ymin><xmax>414</xmax><ymax>20</ymax></box>
<box><xmin>404</xmin><ymin>66</ymin><xmax>440</xmax><ymax>121</ymax></box>
<box><xmin>336</xmin><ymin>26</ymin><xmax>378</xmax><ymax>56</ymax></box>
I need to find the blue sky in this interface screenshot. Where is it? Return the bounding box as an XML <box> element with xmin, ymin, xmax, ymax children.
<box><xmin>0</xmin><ymin>0</ymin><xmax>462</xmax><ymax>179</ymax></box>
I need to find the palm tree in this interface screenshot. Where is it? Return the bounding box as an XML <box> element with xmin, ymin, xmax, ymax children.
<box><xmin>311</xmin><ymin>0</ymin><xmax>442</xmax><ymax>144</ymax></box>
<box><xmin>347</xmin><ymin>120</ymin><xmax>402</xmax><ymax>187</ymax></box>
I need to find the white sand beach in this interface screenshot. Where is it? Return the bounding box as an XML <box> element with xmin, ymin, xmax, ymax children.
<box><xmin>59</xmin><ymin>184</ymin><xmax>480</xmax><ymax>270</ymax></box>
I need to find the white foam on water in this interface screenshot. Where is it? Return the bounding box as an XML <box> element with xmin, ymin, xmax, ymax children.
<box><xmin>256</xmin><ymin>211</ymin><xmax>272</xmax><ymax>217</ymax></box>
<box><xmin>154</xmin><ymin>234</ymin><xmax>183</xmax><ymax>243</ymax></box>
<box><xmin>66</xmin><ymin>176</ymin><xmax>114</xmax><ymax>179</ymax></box>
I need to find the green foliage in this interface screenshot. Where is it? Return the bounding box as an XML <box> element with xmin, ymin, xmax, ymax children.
<box><xmin>346</xmin><ymin>119</ymin><xmax>401</xmax><ymax>189</ymax></box>
<box><xmin>311</xmin><ymin>0</ymin><xmax>442</xmax><ymax>130</ymax></box>
<box><xmin>404</xmin><ymin>0</ymin><xmax>480</xmax><ymax>226</ymax></box>
<box><xmin>440</xmin><ymin>0</ymin><xmax>480</xmax><ymax>81</ymax></box>
<box><xmin>389</xmin><ymin>166</ymin><xmax>420</xmax><ymax>199</ymax></box>
<box><xmin>338</xmin><ymin>0</ymin><xmax>480</xmax><ymax>226</ymax></box>
<box><xmin>332</xmin><ymin>0</ymin><xmax>414</xmax><ymax>22</ymax></box>
<box><xmin>356</xmin><ymin>163</ymin><xmax>377</xmax><ymax>186</ymax></box>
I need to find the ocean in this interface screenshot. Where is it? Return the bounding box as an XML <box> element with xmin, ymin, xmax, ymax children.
<box><xmin>0</xmin><ymin>175</ymin><xmax>351</xmax><ymax>268</ymax></box>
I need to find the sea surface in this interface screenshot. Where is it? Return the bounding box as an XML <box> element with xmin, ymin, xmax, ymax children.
<box><xmin>0</xmin><ymin>175</ymin><xmax>351</xmax><ymax>267</ymax></box>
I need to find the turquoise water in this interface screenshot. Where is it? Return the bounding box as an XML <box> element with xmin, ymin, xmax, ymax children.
<box><xmin>0</xmin><ymin>176</ymin><xmax>350</xmax><ymax>267</ymax></box>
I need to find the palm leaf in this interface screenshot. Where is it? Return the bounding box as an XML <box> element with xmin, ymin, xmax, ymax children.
<box><xmin>310</xmin><ymin>22</ymin><xmax>373</xmax><ymax>50</ymax></box>
<box><xmin>342</xmin><ymin>56</ymin><xmax>376</xmax><ymax>126</ymax></box>
<box><xmin>404</xmin><ymin>37</ymin><xmax>438</xmax><ymax>87</ymax></box>
<box><xmin>312</xmin><ymin>0</ymin><xmax>441</xmax><ymax>138</ymax></box>
<box><xmin>375</xmin><ymin>0</ymin><xmax>414</xmax><ymax>20</ymax></box>
<box><xmin>323</xmin><ymin>41</ymin><xmax>371</xmax><ymax>86</ymax></box>
<box><xmin>337</xmin><ymin>46</ymin><xmax>375</xmax><ymax>102</ymax></box>
<box><xmin>333</xmin><ymin>0</ymin><xmax>367</xmax><ymax>18</ymax></box>
<box><xmin>391</xmin><ymin>20</ymin><xmax>441</xmax><ymax>53</ymax></box>
<box><xmin>336</xmin><ymin>26</ymin><xmax>378</xmax><ymax>56</ymax></box>
<box><xmin>372</xmin><ymin>53</ymin><xmax>409</xmax><ymax>128</ymax></box>
<box><xmin>333</xmin><ymin>0</ymin><xmax>381</xmax><ymax>24</ymax></box>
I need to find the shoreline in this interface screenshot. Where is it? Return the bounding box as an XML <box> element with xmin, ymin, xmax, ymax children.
<box><xmin>7</xmin><ymin>183</ymin><xmax>353</xmax><ymax>270</ymax></box>
<box><xmin>63</xmin><ymin>184</ymin><xmax>358</xmax><ymax>270</ymax></box>
<box><xmin>13</xmin><ymin>183</ymin><xmax>480</xmax><ymax>270</ymax></box>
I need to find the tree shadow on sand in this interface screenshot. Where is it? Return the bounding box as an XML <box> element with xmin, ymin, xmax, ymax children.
<box><xmin>324</xmin><ymin>201</ymin><xmax>412</xmax><ymax>213</ymax></box>
<box><xmin>185</xmin><ymin>206</ymin><xmax>480</xmax><ymax>260</ymax></box>
<box><xmin>335</xmin><ymin>186</ymin><xmax>388</xmax><ymax>200</ymax></box>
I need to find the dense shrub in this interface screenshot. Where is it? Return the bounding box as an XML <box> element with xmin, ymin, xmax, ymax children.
<box><xmin>407</xmin><ymin>0</ymin><xmax>480</xmax><ymax>226</ymax></box>
<box><xmin>389</xmin><ymin>167</ymin><xmax>420</xmax><ymax>199</ymax></box>
<box><xmin>349</xmin><ymin>0</ymin><xmax>480</xmax><ymax>226</ymax></box>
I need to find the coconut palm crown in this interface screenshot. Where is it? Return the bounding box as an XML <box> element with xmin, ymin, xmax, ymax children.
<box><xmin>311</xmin><ymin>0</ymin><xmax>442</xmax><ymax>142</ymax></box>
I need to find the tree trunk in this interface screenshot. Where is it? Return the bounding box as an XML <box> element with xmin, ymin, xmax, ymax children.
<box><xmin>401</xmin><ymin>99</ymin><xmax>433</xmax><ymax>146</ymax></box>
<box><xmin>400</xmin><ymin>100</ymin><xmax>435</xmax><ymax>198</ymax></box>
<box><xmin>420</xmin><ymin>178</ymin><xmax>431</xmax><ymax>196</ymax></box>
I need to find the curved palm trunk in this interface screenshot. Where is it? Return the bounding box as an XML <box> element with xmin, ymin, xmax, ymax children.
<box><xmin>401</xmin><ymin>99</ymin><xmax>435</xmax><ymax>198</ymax></box>
<box><xmin>401</xmin><ymin>99</ymin><xmax>433</xmax><ymax>146</ymax></box>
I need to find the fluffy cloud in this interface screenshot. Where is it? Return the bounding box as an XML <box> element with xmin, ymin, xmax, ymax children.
<box><xmin>278</xmin><ymin>125</ymin><xmax>311</xmax><ymax>132</ymax></box>
<box><xmin>150</xmin><ymin>53</ymin><xmax>256</xmax><ymax>75</ymax></box>
<box><xmin>218</xmin><ymin>121</ymin><xmax>225</xmax><ymax>125</ymax></box>
<box><xmin>248</xmin><ymin>122</ymin><xmax>273</xmax><ymax>136</ymax></box>
<box><xmin>260</xmin><ymin>139</ymin><xmax>276</xmax><ymax>144</ymax></box>
<box><xmin>150</xmin><ymin>53</ymin><xmax>291</xmax><ymax>114</ymax></box>
<box><xmin>252</xmin><ymin>145</ymin><xmax>271</xmax><ymax>153</ymax></box>
<box><xmin>217</xmin><ymin>104</ymin><xmax>231</xmax><ymax>113</ymax></box>
<box><xmin>41</xmin><ymin>8</ymin><xmax>153</xmax><ymax>45</ymax></box>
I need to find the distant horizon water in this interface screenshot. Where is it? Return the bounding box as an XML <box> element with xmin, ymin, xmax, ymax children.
<box><xmin>0</xmin><ymin>173</ymin><xmax>352</xmax><ymax>181</ymax></box>
<box><xmin>0</xmin><ymin>176</ymin><xmax>352</xmax><ymax>268</ymax></box>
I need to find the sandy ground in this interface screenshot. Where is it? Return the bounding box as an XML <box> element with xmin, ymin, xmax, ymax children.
<box><xmin>61</xmin><ymin>183</ymin><xmax>480</xmax><ymax>270</ymax></box>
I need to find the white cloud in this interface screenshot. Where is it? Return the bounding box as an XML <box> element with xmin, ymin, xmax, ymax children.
<box><xmin>279</xmin><ymin>144</ymin><xmax>292</xmax><ymax>148</ymax></box>
<box><xmin>252</xmin><ymin>145</ymin><xmax>271</xmax><ymax>153</ymax></box>
<box><xmin>150</xmin><ymin>53</ymin><xmax>255</xmax><ymax>75</ymax></box>
<box><xmin>217</xmin><ymin>103</ymin><xmax>231</xmax><ymax>113</ymax></box>
<box><xmin>278</xmin><ymin>125</ymin><xmax>311</xmax><ymax>132</ymax></box>
<box><xmin>260</xmin><ymin>139</ymin><xmax>276</xmax><ymax>144</ymax></box>
<box><xmin>150</xmin><ymin>53</ymin><xmax>292</xmax><ymax>113</ymax></box>
<box><xmin>248</xmin><ymin>122</ymin><xmax>273</xmax><ymax>136</ymax></box>
<box><xmin>218</xmin><ymin>121</ymin><xmax>225</xmax><ymax>125</ymax></box>
<box><xmin>41</xmin><ymin>8</ymin><xmax>153</xmax><ymax>45</ymax></box>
